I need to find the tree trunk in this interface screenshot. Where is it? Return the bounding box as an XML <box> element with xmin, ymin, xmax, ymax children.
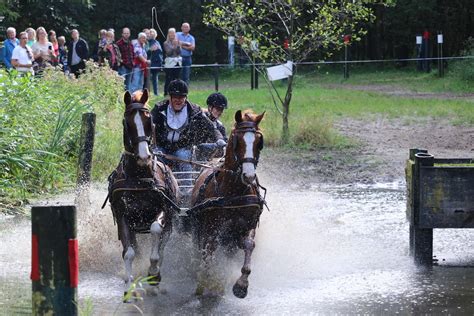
<box><xmin>281</xmin><ymin>74</ymin><xmax>294</xmax><ymax>144</ymax></box>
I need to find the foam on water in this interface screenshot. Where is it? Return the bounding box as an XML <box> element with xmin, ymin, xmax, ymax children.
<box><xmin>1</xmin><ymin>177</ymin><xmax>474</xmax><ymax>314</ymax></box>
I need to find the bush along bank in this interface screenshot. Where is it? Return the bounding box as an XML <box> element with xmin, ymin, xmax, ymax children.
<box><xmin>0</xmin><ymin>62</ymin><xmax>124</xmax><ymax>213</ymax></box>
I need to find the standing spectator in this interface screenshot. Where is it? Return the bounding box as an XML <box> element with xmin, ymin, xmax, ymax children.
<box><xmin>116</xmin><ymin>27</ymin><xmax>134</xmax><ymax>91</ymax></box>
<box><xmin>3</xmin><ymin>27</ymin><xmax>19</xmax><ymax>70</ymax></box>
<box><xmin>49</xmin><ymin>30</ymin><xmax>59</xmax><ymax>66</ymax></box>
<box><xmin>57</xmin><ymin>36</ymin><xmax>68</xmax><ymax>71</ymax></box>
<box><xmin>129</xmin><ymin>32</ymin><xmax>149</xmax><ymax>93</ymax></box>
<box><xmin>26</xmin><ymin>27</ymin><xmax>36</xmax><ymax>47</ymax></box>
<box><xmin>148</xmin><ymin>28</ymin><xmax>163</xmax><ymax>96</ymax></box>
<box><xmin>163</xmin><ymin>28</ymin><xmax>181</xmax><ymax>96</ymax></box>
<box><xmin>91</xmin><ymin>29</ymin><xmax>107</xmax><ymax>62</ymax></box>
<box><xmin>11</xmin><ymin>32</ymin><xmax>34</xmax><ymax>75</ymax></box>
<box><xmin>32</xmin><ymin>27</ymin><xmax>55</xmax><ymax>72</ymax></box>
<box><xmin>67</xmin><ymin>29</ymin><xmax>89</xmax><ymax>77</ymax></box>
<box><xmin>98</xmin><ymin>30</ymin><xmax>122</xmax><ymax>71</ymax></box>
<box><xmin>142</xmin><ymin>28</ymin><xmax>151</xmax><ymax>51</ymax></box>
<box><xmin>176</xmin><ymin>22</ymin><xmax>195</xmax><ymax>84</ymax></box>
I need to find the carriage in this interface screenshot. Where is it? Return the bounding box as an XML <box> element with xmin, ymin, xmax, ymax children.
<box><xmin>107</xmin><ymin>89</ymin><xmax>267</xmax><ymax>299</ymax></box>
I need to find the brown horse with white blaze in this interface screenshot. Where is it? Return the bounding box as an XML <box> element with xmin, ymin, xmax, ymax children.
<box><xmin>107</xmin><ymin>89</ymin><xmax>179</xmax><ymax>295</ymax></box>
<box><xmin>190</xmin><ymin>110</ymin><xmax>266</xmax><ymax>298</ymax></box>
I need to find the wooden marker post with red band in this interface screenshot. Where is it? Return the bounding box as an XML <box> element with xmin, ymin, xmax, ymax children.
<box><xmin>31</xmin><ymin>205</ymin><xmax>78</xmax><ymax>315</ymax></box>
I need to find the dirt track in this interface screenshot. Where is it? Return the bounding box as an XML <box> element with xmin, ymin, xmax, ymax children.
<box><xmin>263</xmin><ymin>116</ymin><xmax>474</xmax><ymax>186</ymax></box>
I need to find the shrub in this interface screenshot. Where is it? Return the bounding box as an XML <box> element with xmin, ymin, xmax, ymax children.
<box><xmin>0</xmin><ymin>63</ymin><xmax>123</xmax><ymax>209</ymax></box>
<box><xmin>450</xmin><ymin>37</ymin><xmax>474</xmax><ymax>82</ymax></box>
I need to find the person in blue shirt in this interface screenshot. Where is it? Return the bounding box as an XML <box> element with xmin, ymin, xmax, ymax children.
<box><xmin>176</xmin><ymin>23</ymin><xmax>195</xmax><ymax>85</ymax></box>
<box><xmin>3</xmin><ymin>27</ymin><xmax>19</xmax><ymax>70</ymax></box>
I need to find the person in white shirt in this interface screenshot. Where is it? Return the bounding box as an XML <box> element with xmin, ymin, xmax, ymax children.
<box><xmin>11</xmin><ymin>32</ymin><xmax>34</xmax><ymax>75</ymax></box>
<box><xmin>31</xmin><ymin>26</ymin><xmax>55</xmax><ymax>72</ymax></box>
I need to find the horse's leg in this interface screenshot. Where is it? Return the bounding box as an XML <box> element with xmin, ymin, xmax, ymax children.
<box><xmin>195</xmin><ymin>230</ymin><xmax>220</xmax><ymax>296</ymax></box>
<box><xmin>148</xmin><ymin>211</ymin><xmax>168</xmax><ymax>285</ymax></box>
<box><xmin>118</xmin><ymin>215</ymin><xmax>136</xmax><ymax>293</ymax></box>
<box><xmin>232</xmin><ymin>228</ymin><xmax>256</xmax><ymax>298</ymax></box>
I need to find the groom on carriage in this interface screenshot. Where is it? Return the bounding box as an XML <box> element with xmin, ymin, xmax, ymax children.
<box><xmin>150</xmin><ymin>79</ymin><xmax>226</xmax><ymax>182</ymax></box>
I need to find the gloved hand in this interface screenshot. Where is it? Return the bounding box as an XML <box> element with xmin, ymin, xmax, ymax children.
<box><xmin>152</xmin><ymin>147</ymin><xmax>163</xmax><ymax>156</ymax></box>
<box><xmin>216</xmin><ymin>139</ymin><xmax>227</xmax><ymax>148</ymax></box>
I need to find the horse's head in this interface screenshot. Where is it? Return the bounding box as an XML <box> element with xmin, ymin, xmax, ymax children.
<box><xmin>123</xmin><ymin>89</ymin><xmax>154</xmax><ymax>166</ymax></box>
<box><xmin>229</xmin><ymin>110</ymin><xmax>265</xmax><ymax>184</ymax></box>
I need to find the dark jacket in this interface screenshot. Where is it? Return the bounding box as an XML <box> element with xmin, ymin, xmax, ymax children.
<box><xmin>151</xmin><ymin>100</ymin><xmax>223</xmax><ymax>152</ymax></box>
<box><xmin>67</xmin><ymin>38</ymin><xmax>89</xmax><ymax>67</ymax></box>
<box><xmin>147</xmin><ymin>39</ymin><xmax>163</xmax><ymax>68</ymax></box>
<box><xmin>98</xmin><ymin>42</ymin><xmax>122</xmax><ymax>70</ymax></box>
<box><xmin>205</xmin><ymin>111</ymin><xmax>228</xmax><ymax>142</ymax></box>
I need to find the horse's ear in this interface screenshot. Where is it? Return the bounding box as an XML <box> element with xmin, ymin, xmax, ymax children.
<box><xmin>255</xmin><ymin>111</ymin><xmax>265</xmax><ymax>125</ymax></box>
<box><xmin>140</xmin><ymin>89</ymin><xmax>149</xmax><ymax>105</ymax></box>
<box><xmin>235</xmin><ymin>110</ymin><xmax>242</xmax><ymax>123</ymax></box>
<box><xmin>124</xmin><ymin>91</ymin><xmax>132</xmax><ymax>106</ymax></box>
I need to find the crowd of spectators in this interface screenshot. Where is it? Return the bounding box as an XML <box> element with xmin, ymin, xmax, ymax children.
<box><xmin>1</xmin><ymin>23</ymin><xmax>196</xmax><ymax>96</ymax></box>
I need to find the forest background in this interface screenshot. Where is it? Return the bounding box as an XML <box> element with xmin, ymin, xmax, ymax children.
<box><xmin>1</xmin><ymin>0</ymin><xmax>473</xmax><ymax>63</ymax></box>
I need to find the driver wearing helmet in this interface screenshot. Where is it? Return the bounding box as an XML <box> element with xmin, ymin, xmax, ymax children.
<box><xmin>151</xmin><ymin>79</ymin><xmax>225</xmax><ymax>182</ymax></box>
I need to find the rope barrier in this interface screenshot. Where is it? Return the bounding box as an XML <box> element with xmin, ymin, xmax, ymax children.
<box><xmin>114</xmin><ymin>55</ymin><xmax>474</xmax><ymax>77</ymax></box>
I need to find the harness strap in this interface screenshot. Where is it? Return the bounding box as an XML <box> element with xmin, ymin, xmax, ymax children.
<box><xmin>187</xmin><ymin>194</ymin><xmax>264</xmax><ymax>216</ymax></box>
<box><xmin>241</xmin><ymin>157</ymin><xmax>258</xmax><ymax>164</ymax></box>
<box><xmin>156</xmin><ymin>152</ymin><xmax>232</xmax><ymax>173</ymax></box>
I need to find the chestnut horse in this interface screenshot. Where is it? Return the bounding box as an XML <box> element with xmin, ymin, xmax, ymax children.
<box><xmin>190</xmin><ymin>110</ymin><xmax>266</xmax><ymax>298</ymax></box>
<box><xmin>107</xmin><ymin>89</ymin><xmax>179</xmax><ymax>294</ymax></box>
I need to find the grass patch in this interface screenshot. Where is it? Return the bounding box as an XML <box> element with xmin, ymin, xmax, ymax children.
<box><xmin>2</xmin><ymin>63</ymin><xmax>472</xmax><ymax>211</ymax></box>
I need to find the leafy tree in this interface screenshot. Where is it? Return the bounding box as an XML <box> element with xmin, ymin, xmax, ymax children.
<box><xmin>1</xmin><ymin>0</ymin><xmax>93</xmax><ymax>38</ymax></box>
<box><xmin>204</xmin><ymin>0</ymin><xmax>395</xmax><ymax>143</ymax></box>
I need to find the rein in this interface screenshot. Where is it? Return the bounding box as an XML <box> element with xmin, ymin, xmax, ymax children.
<box><xmin>153</xmin><ymin>151</ymin><xmax>232</xmax><ymax>173</ymax></box>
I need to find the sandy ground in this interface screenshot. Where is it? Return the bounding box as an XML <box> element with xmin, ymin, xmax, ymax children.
<box><xmin>263</xmin><ymin>86</ymin><xmax>474</xmax><ymax>186</ymax></box>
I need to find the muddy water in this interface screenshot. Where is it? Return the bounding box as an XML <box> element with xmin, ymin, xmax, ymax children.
<box><xmin>1</xmin><ymin>178</ymin><xmax>474</xmax><ymax>315</ymax></box>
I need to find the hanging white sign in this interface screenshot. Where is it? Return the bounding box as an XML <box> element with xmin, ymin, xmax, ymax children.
<box><xmin>266</xmin><ymin>61</ymin><xmax>293</xmax><ymax>81</ymax></box>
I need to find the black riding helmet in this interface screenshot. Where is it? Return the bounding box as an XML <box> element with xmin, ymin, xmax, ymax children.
<box><xmin>206</xmin><ymin>92</ymin><xmax>228</xmax><ymax>109</ymax></box>
<box><xmin>168</xmin><ymin>79</ymin><xmax>188</xmax><ymax>96</ymax></box>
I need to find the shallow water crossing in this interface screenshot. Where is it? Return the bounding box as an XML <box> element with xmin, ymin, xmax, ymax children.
<box><xmin>1</xmin><ymin>179</ymin><xmax>473</xmax><ymax>314</ymax></box>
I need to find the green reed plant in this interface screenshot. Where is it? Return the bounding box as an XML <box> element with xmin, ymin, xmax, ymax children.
<box><xmin>0</xmin><ymin>63</ymin><xmax>123</xmax><ymax>209</ymax></box>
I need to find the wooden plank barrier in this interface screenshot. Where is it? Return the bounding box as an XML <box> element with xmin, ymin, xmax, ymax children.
<box><xmin>406</xmin><ymin>148</ymin><xmax>474</xmax><ymax>265</ymax></box>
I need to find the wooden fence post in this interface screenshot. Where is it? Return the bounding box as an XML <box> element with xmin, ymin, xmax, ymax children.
<box><xmin>412</xmin><ymin>151</ymin><xmax>434</xmax><ymax>265</ymax></box>
<box><xmin>31</xmin><ymin>205</ymin><xmax>78</xmax><ymax>315</ymax></box>
<box><xmin>214</xmin><ymin>64</ymin><xmax>219</xmax><ymax>91</ymax></box>
<box><xmin>76</xmin><ymin>113</ymin><xmax>96</xmax><ymax>201</ymax></box>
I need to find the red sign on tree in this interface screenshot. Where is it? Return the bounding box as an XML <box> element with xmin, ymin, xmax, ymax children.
<box><xmin>343</xmin><ymin>35</ymin><xmax>351</xmax><ymax>44</ymax></box>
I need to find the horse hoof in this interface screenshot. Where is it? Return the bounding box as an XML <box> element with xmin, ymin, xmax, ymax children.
<box><xmin>232</xmin><ymin>283</ymin><xmax>248</xmax><ymax>299</ymax></box>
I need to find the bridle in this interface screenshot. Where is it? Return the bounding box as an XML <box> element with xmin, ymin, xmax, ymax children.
<box><xmin>231</xmin><ymin>121</ymin><xmax>264</xmax><ymax>168</ymax></box>
<box><xmin>123</xmin><ymin>102</ymin><xmax>156</xmax><ymax>156</ymax></box>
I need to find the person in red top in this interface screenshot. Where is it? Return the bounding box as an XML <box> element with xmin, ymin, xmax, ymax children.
<box><xmin>116</xmin><ymin>27</ymin><xmax>134</xmax><ymax>91</ymax></box>
<box><xmin>98</xmin><ymin>30</ymin><xmax>122</xmax><ymax>71</ymax></box>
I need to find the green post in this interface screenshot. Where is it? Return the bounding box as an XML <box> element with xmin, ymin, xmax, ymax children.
<box><xmin>76</xmin><ymin>113</ymin><xmax>96</xmax><ymax>200</ymax></box>
<box><xmin>31</xmin><ymin>205</ymin><xmax>78</xmax><ymax>315</ymax></box>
